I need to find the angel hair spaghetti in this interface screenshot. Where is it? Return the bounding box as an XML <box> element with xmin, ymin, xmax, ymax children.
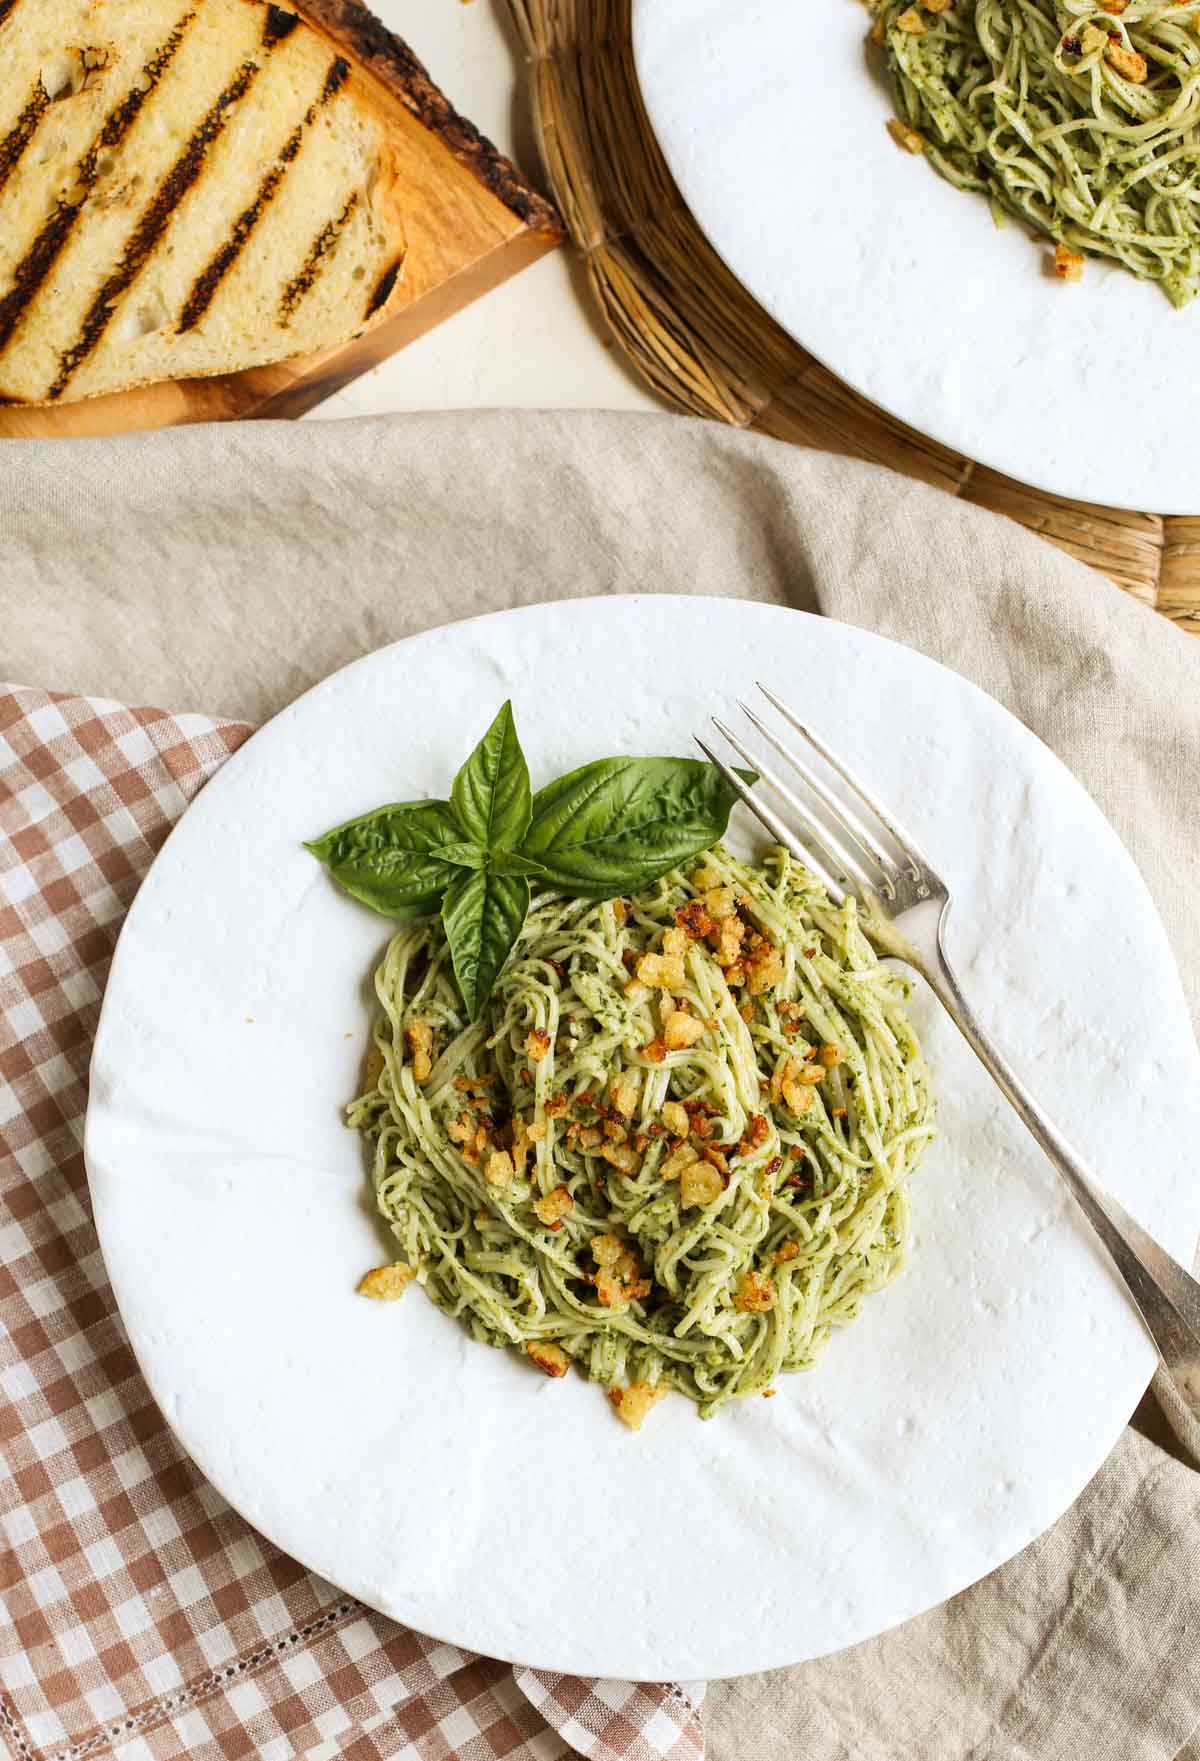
<box><xmin>873</xmin><ymin>0</ymin><xmax>1200</xmax><ymax>305</ymax></box>
<box><xmin>350</xmin><ymin>846</ymin><xmax>935</xmax><ymax>1425</ymax></box>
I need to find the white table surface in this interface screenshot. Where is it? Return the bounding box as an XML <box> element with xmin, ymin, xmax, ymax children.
<box><xmin>314</xmin><ymin>0</ymin><xmax>660</xmax><ymax>421</ymax></box>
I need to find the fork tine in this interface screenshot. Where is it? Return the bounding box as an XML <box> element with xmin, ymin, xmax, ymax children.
<box><xmin>710</xmin><ymin>717</ymin><xmax>879</xmax><ymax>897</ymax></box>
<box><xmin>757</xmin><ymin>684</ymin><xmax>927</xmax><ymax>879</ymax></box>
<box><xmin>737</xmin><ymin>699</ymin><xmax>901</xmax><ymax>898</ymax></box>
<box><xmin>694</xmin><ymin>737</ymin><xmax>845</xmax><ymax>902</ymax></box>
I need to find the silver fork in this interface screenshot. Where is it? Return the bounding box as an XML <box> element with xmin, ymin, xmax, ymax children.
<box><xmin>699</xmin><ymin>684</ymin><xmax>1200</xmax><ymax>1444</ymax></box>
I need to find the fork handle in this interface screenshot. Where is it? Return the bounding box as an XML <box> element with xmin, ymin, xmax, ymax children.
<box><xmin>926</xmin><ymin>930</ymin><xmax>1200</xmax><ymax>1454</ymax></box>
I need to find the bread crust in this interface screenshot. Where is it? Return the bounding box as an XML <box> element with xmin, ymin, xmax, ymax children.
<box><xmin>293</xmin><ymin>0</ymin><xmax>562</xmax><ymax>237</ymax></box>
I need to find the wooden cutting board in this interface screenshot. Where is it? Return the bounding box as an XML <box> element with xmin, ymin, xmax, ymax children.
<box><xmin>0</xmin><ymin>0</ymin><xmax>563</xmax><ymax>439</ymax></box>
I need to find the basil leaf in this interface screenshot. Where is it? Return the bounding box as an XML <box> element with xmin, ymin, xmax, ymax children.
<box><xmin>522</xmin><ymin>758</ymin><xmax>744</xmax><ymax>896</ymax></box>
<box><xmin>450</xmin><ymin>700</ymin><xmax>531</xmax><ymax>853</ymax></box>
<box><xmin>436</xmin><ymin>842</ymin><xmax>489</xmax><ymax>870</ymax></box>
<box><xmin>442</xmin><ymin>868</ymin><xmax>530</xmax><ymax>1020</ymax></box>
<box><xmin>488</xmin><ymin>849</ymin><xmax>551</xmax><ymax>879</ymax></box>
<box><xmin>305</xmin><ymin>799</ymin><xmax>462</xmax><ymax>918</ymax></box>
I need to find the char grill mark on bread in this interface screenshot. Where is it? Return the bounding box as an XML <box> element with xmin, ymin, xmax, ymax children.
<box><xmin>178</xmin><ymin>53</ymin><xmax>348</xmax><ymax>333</ymax></box>
<box><xmin>279</xmin><ymin>189</ymin><xmax>358</xmax><ymax>321</ymax></box>
<box><xmin>49</xmin><ymin>52</ymin><xmax>267</xmax><ymax>399</ymax></box>
<box><xmin>0</xmin><ymin>86</ymin><xmax>50</xmax><ymax>200</ymax></box>
<box><xmin>178</xmin><ymin>159</ymin><xmax>289</xmax><ymax>333</ymax></box>
<box><xmin>0</xmin><ymin>0</ymin><xmax>23</xmax><ymax>25</ymax></box>
<box><xmin>365</xmin><ymin>256</ymin><xmax>401</xmax><ymax>317</ymax></box>
<box><xmin>263</xmin><ymin>4</ymin><xmax>299</xmax><ymax>42</ymax></box>
<box><xmin>0</xmin><ymin>14</ymin><xmax>194</xmax><ymax>358</ymax></box>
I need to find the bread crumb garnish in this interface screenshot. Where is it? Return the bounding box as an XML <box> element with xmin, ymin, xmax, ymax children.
<box><xmin>526</xmin><ymin>1340</ymin><xmax>569</xmax><ymax>1377</ymax></box>
<box><xmin>608</xmin><ymin>1382</ymin><xmax>668</xmax><ymax>1429</ymax></box>
<box><xmin>358</xmin><ymin>1263</ymin><xmax>414</xmax><ymax>1301</ymax></box>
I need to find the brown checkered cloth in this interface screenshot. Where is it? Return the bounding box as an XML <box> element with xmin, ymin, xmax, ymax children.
<box><xmin>0</xmin><ymin>685</ymin><xmax>707</xmax><ymax>1761</ymax></box>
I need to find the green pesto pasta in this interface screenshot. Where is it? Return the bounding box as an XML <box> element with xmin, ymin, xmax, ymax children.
<box><xmin>873</xmin><ymin>0</ymin><xmax>1200</xmax><ymax>305</ymax></box>
<box><xmin>350</xmin><ymin>846</ymin><xmax>935</xmax><ymax>1421</ymax></box>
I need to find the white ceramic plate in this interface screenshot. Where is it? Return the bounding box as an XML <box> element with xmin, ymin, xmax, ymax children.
<box><xmin>86</xmin><ymin>597</ymin><xmax>1200</xmax><ymax>1681</ymax></box>
<box><xmin>632</xmin><ymin>0</ymin><xmax>1200</xmax><ymax>514</ymax></box>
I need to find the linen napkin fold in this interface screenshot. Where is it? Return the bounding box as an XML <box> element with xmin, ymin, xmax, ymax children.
<box><xmin>0</xmin><ymin>684</ymin><xmax>704</xmax><ymax>1761</ymax></box>
<box><xmin>2</xmin><ymin>408</ymin><xmax>1199</xmax><ymax>1761</ymax></box>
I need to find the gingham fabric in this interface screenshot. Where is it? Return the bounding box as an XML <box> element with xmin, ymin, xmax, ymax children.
<box><xmin>0</xmin><ymin>685</ymin><xmax>706</xmax><ymax>1761</ymax></box>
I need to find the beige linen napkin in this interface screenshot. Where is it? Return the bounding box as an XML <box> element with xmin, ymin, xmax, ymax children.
<box><xmin>3</xmin><ymin>409</ymin><xmax>1199</xmax><ymax>1761</ymax></box>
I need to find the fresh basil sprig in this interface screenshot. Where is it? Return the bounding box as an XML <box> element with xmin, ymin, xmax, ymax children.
<box><xmin>307</xmin><ymin>701</ymin><xmax>748</xmax><ymax>1019</ymax></box>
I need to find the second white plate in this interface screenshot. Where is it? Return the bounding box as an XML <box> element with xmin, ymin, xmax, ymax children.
<box><xmin>632</xmin><ymin>0</ymin><xmax>1200</xmax><ymax>513</ymax></box>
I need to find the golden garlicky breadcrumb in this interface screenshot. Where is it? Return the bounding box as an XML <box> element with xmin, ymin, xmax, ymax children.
<box><xmin>608</xmin><ymin>1382</ymin><xmax>669</xmax><ymax>1430</ymax></box>
<box><xmin>358</xmin><ymin>1263</ymin><xmax>414</xmax><ymax>1300</ymax></box>
<box><xmin>533</xmin><ymin>1184</ymin><xmax>574</xmax><ymax>1229</ymax></box>
<box><xmin>404</xmin><ymin>1020</ymin><xmax>434</xmax><ymax>1082</ymax></box>
<box><xmin>525</xmin><ymin>1340</ymin><xmax>570</xmax><ymax>1377</ymax></box>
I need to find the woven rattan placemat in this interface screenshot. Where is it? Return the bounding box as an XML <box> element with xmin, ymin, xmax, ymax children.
<box><xmin>508</xmin><ymin>0</ymin><xmax>1200</xmax><ymax>634</ymax></box>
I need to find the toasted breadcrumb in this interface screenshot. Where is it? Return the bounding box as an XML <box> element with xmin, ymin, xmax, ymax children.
<box><xmin>1105</xmin><ymin>40</ymin><xmax>1147</xmax><ymax>80</ymax></box>
<box><xmin>611</xmin><ymin>1072</ymin><xmax>641</xmax><ymax>1118</ymax></box>
<box><xmin>660</xmin><ymin>1141</ymin><xmax>701</xmax><ymax>1181</ymax></box>
<box><xmin>745</xmin><ymin>941</ymin><xmax>785</xmax><ymax>995</ymax></box>
<box><xmin>534</xmin><ymin>1184</ymin><xmax>574</xmax><ymax>1229</ymax></box>
<box><xmin>661</xmin><ymin>1100</ymin><xmax>691</xmax><ymax>1138</ymax></box>
<box><xmin>358</xmin><ymin>1263</ymin><xmax>414</xmax><ymax>1301</ymax></box>
<box><xmin>598</xmin><ymin>1140</ymin><xmax>639</xmax><ymax>1174</ymax></box>
<box><xmin>690</xmin><ymin>864</ymin><xmax>724</xmax><ymax>891</ymax></box>
<box><xmin>703</xmin><ymin>886</ymin><xmax>737</xmax><ymax>921</ymax></box>
<box><xmin>680</xmin><ymin>1158</ymin><xmax>724</xmax><ymax>1207</ymax></box>
<box><xmin>526</xmin><ymin>1340</ymin><xmax>570</xmax><ymax>1377</ymax></box>
<box><xmin>485</xmin><ymin>1149</ymin><xmax>515</xmax><ymax>1186</ymax></box>
<box><xmin>734</xmin><ymin>1270</ymin><xmax>776</xmax><ymax>1313</ymax></box>
<box><xmin>663</xmin><ymin>1010</ymin><xmax>706</xmax><ymax>1050</ymax></box>
<box><xmin>676</xmin><ymin>899</ymin><xmax>715</xmax><ymax>939</ymax></box>
<box><xmin>636</xmin><ymin>952</ymin><xmax>686</xmax><ymax>989</ymax></box>
<box><xmin>711</xmin><ymin>916</ymin><xmax>745</xmax><ymax>969</ymax></box>
<box><xmin>404</xmin><ymin>1020</ymin><xmax>434</xmax><ymax>1082</ymax></box>
<box><xmin>775</xmin><ymin>1055</ymin><xmax>816</xmax><ymax>1115</ymax></box>
<box><xmin>608</xmin><ymin>1382</ymin><xmax>668</xmax><ymax>1430</ymax></box>
<box><xmin>739</xmin><ymin>1113</ymin><xmax>770</xmax><ymax>1154</ymax></box>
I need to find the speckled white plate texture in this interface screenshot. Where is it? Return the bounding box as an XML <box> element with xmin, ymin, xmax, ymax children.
<box><xmin>86</xmin><ymin>597</ymin><xmax>1200</xmax><ymax>1681</ymax></box>
<box><xmin>632</xmin><ymin>0</ymin><xmax>1200</xmax><ymax>514</ymax></box>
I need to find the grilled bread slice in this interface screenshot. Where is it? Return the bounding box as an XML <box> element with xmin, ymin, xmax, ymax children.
<box><xmin>0</xmin><ymin>0</ymin><xmax>407</xmax><ymax>404</ymax></box>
